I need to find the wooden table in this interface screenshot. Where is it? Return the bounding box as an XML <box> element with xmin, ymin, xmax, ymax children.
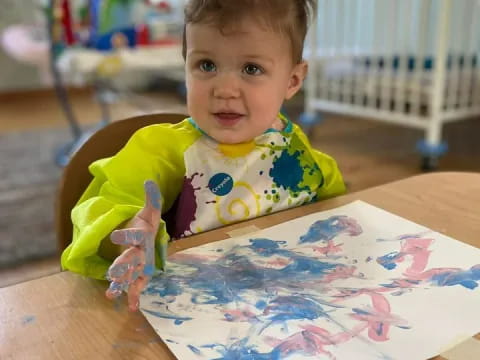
<box><xmin>1</xmin><ymin>172</ymin><xmax>479</xmax><ymax>360</ymax></box>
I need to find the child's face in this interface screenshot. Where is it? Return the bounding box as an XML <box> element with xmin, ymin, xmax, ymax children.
<box><xmin>185</xmin><ymin>18</ymin><xmax>307</xmax><ymax>144</ymax></box>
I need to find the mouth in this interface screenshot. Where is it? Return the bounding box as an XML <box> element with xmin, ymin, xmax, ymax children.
<box><xmin>213</xmin><ymin>112</ymin><xmax>245</xmax><ymax>126</ymax></box>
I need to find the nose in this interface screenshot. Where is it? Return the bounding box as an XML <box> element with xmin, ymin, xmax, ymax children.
<box><xmin>213</xmin><ymin>72</ymin><xmax>240</xmax><ymax>99</ymax></box>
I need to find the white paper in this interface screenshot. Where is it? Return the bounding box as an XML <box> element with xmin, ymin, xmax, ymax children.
<box><xmin>140</xmin><ymin>201</ymin><xmax>480</xmax><ymax>360</ymax></box>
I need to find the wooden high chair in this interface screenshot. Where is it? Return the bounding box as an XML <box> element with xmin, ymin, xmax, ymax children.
<box><xmin>54</xmin><ymin>112</ymin><xmax>187</xmax><ymax>253</ymax></box>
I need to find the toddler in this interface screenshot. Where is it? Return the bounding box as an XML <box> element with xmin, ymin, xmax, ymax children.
<box><xmin>61</xmin><ymin>0</ymin><xmax>345</xmax><ymax>311</ymax></box>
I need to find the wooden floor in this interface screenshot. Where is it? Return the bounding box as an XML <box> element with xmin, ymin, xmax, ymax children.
<box><xmin>1</xmin><ymin>88</ymin><xmax>479</xmax><ymax>287</ymax></box>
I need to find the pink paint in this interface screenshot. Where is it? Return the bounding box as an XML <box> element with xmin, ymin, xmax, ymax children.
<box><xmin>311</xmin><ymin>241</ymin><xmax>344</xmax><ymax>255</ymax></box>
<box><xmin>408</xmin><ymin>267</ymin><xmax>461</xmax><ymax>281</ymax></box>
<box><xmin>339</xmin><ymin>217</ymin><xmax>363</xmax><ymax>236</ymax></box>
<box><xmin>302</xmin><ymin>324</ymin><xmax>366</xmax><ymax>344</ymax></box>
<box><xmin>331</xmin><ymin>287</ymin><xmax>404</xmax><ymax>341</ymax></box>
<box><xmin>265</xmin><ymin>324</ymin><xmax>368</xmax><ymax>359</ymax></box>
<box><xmin>399</xmin><ymin>237</ymin><xmax>434</xmax><ymax>275</ymax></box>
<box><xmin>265</xmin><ymin>330</ymin><xmax>334</xmax><ymax>358</ymax></box>
<box><xmin>321</xmin><ymin>266</ymin><xmax>357</xmax><ymax>283</ymax></box>
<box><xmin>350</xmin><ymin>304</ymin><xmax>410</xmax><ymax>342</ymax></box>
<box><xmin>222</xmin><ymin>308</ymin><xmax>257</xmax><ymax>322</ymax></box>
<box><xmin>383</xmin><ymin>236</ymin><xmax>461</xmax><ymax>283</ymax></box>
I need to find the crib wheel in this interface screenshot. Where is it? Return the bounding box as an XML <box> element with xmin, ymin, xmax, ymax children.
<box><xmin>420</xmin><ymin>156</ymin><xmax>438</xmax><ymax>172</ymax></box>
<box><xmin>299</xmin><ymin>112</ymin><xmax>323</xmax><ymax>137</ymax></box>
<box><xmin>416</xmin><ymin>140</ymin><xmax>447</xmax><ymax>172</ymax></box>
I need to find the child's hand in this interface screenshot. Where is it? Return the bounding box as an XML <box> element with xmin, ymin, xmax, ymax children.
<box><xmin>105</xmin><ymin>180</ymin><xmax>162</xmax><ymax>311</ymax></box>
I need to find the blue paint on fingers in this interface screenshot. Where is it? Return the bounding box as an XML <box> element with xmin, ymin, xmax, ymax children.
<box><xmin>108</xmin><ymin>281</ymin><xmax>127</xmax><ymax>297</ymax></box>
<box><xmin>145</xmin><ymin>180</ymin><xmax>162</xmax><ymax>210</ymax></box>
<box><xmin>108</xmin><ymin>263</ymin><xmax>129</xmax><ymax>279</ymax></box>
<box><xmin>111</xmin><ymin>229</ymin><xmax>146</xmax><ymax>247</ymax></box>
<box><xmin>144</xmin><ymin>264</ymin><xmax>155</xmax><ymax>276</ymax></box>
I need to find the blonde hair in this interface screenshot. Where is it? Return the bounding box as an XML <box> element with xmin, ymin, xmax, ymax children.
<box><xmin>182</xmin><ymin>0</ymin><xmax>317</xmax><ymax>64</ymax></box>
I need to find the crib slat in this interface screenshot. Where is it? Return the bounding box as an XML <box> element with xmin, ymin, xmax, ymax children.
<box><xmin>458</xmin><ymin>0</ymin><xmax>475</xmax><ymax>109</ymax></box>
<box><xmin>367</xmin><ymin>0</ymin><xmax>382</xmax><ymax>110</ymax></box>
<box><xmin>316</xmin><ymin>0</ymin><xmax>326</xmax><ymax>100</ymax></box>
<box><xmin>471</xmin><ymin>1</ymin><xmax>480</xmax><ymax>107</ymax></box>
<box><xmin>446</xmin><ymin>1</ymin><xmax>462</xmax><ymax>111</ymax></box>
<box><xmin>340</xmin><ymin>0</ymin><xmax>353</xmax><ymax>104</ymax></box>
<box><xmin>336</xmin><ymin>1</ymin><xmax>348</xmax><ymax>103</ymax></box>
<box><xmin>411</xmin><ymin>0</ymin><xmax>431</xmax><ymax>117</ymax></box>
<box><xmin>330</xmin><ymin>0</ymin><xmax>343</xmax><ymax>103</ymax></box>
<box><xmin>324</xmin><ymin>0</ymin><xmax>335</xmax><ymax>102</ymax></box>
<box><xmin>428</xmin><ymin>0</ymin><xmax>452</xmax><ymax>146</ymax></box>
<box><xmin>353</xmin><ymin>0</ymin><xmax>365</xmax><ymax>107</ymax></box>
<box><xmin>380</xmin><ymin>0</ymin><xmax>397</xmax><ymax>112</ymax></box>
<box><xmin>394</xmin><ymin>0</ymin><xmax>411</xmax><ymax>114</ymax></box>
<box><xmin>305</xmin><ymin>0</ymin><xmax>320</xmax><ymax>113</ymax></box>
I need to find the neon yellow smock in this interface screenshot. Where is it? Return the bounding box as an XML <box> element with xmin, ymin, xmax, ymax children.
<box><xmin>61</xmin><ymin>116</ymin><xmax>345</xmax><ymax>279</ymax></box>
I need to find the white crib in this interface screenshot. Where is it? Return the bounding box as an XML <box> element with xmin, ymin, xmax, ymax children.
<box><xmin>302</xmin><ymin>0</ymin><xmax>480</xmax><ymax>169</ymax></box>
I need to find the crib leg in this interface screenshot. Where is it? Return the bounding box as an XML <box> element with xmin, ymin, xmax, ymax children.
<box><xmin>420</xmin><ymin>156</ymin><xmax>439</xmax><ymax>172</ymax></box>
<box><xmin>299</xmin><ymin>112</ymin><xmax>323</xmax><ymax>137</ymax></box>
<box><xmin>177</xmin><ymin>82</ymin><xmax>187</xmax><ymax>99</ymax></box>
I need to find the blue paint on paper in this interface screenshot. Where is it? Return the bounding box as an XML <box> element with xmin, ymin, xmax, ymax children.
<box><xmin>263</xmin><ymin>295</ymin><xmax>328</xmax><ymax>322</ymax></box>
<box><xmin>377</xmin><ymin>252</ymin><xmax>402</xmax><ymax>270</ymax></box>
<box><xmin>22</xmin><ymin>315</ymin><xmax>35</xmax><ymax>325</ymax></box>
<box><xmin>146</xmin><ymin>235</ymin><xmax>341</xmax><ymax>307</ymax></box>
<box><xmin>188</xmin><ymin>344</ymin><xmax>202</xmax><ymax>355</ymax></box>
<box><xmin>255</xmin><ymin>300</ymin><xmax>267</xmax><ymax>310</ymax></box>
<box><xmin>376</xmin><ymin>322</ymin><xmax>384</xmax><ymax>336</ymax></box>
<box><xmin>210</xmin><ymin>339</ymin><xmax>282</xmax><ymax>360</ymax></box>
<box><xmin>430</xmin><ymin>265</ymin><xmax>480</xmax><ymax>289</ymax></box>
<box><xmin>352</xmin><ymin>308</ymin><xmax>370</xmax><ymax>316</ymax></box>
<box><xmin>141</xmin><ymin>309</ymin><xmax>193</xmax><ymax>325</ymax></box>
<box><xmin>299</xmin><ymin>216</ymin><xmax>355</xmax><ymax>244</ymax></box>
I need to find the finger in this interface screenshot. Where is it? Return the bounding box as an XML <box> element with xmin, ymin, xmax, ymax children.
<box><xmin>106</xmin><ymin>280</ymin><xmax>127</xmax><ymax>299</ymax></box>
<box><xmin>105</xmin><ymin>264</ymin><xmax>142</xmax><ymax>300</ymax></box>
<box><xmin>111</xmin><ymin>228</ymin><xmax>147</xmax><ymax>247</ymax></box>
<box><xmin>143</xmin><ymin>234</ymin><xmax>156</xmax><ymax>276</ymax></box>
<box><xmin>138</xmin><ymin>180</ymin><xmax>162</xmax><ymax>228</ymax></box>
<box><xmin>106</xmin><ymin>264</ymin><xmax>141</xmax><ymax>299</ymax></box>
<box><xmin>113</xmin><ymin>238</ymin><xmax>154</xmax><ymax>278</ymax></box>
<box><xmin>126</xmin><ymin>256</ymin><xmax>144</xmax><ymax>284</ymax></box>
<box><xmin>107</xmin><ymin>247</ymin><xmax>143</xmax><ymax>280</ymax></box>
<box><xmin>106</xmin><ymin>262</ymin><xmax>136</xmax><ymax>299</ymax></box>
<box><xmin>105</xmin><ymin>247</ymin><xmax>144</xmax><ymax>298</ymax></box>
<box><xmin>127</xmin><ymin>275</ymin><xmax>150</xmax><ymax>311</ymax></box>
<box><xmin>107</xmin><ymin>262</ymin><xmax>129</xmax><ymax>281</ymax></box>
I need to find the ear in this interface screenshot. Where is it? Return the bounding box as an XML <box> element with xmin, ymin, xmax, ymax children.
<box><xmin>285</xmin><ymin>61</ymin><xmax>308</xmax><ymax>100</ymax></box>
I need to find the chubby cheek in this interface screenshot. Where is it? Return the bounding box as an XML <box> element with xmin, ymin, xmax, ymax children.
<box><xmin>186</xmin><ymin>81</ymin><xmax>209</xmax><ymax>117</ymax></box>
<box><xmin>247</xmin><ymin>88</ymin><xmax>283</xmax><ymax>121</ymax></box>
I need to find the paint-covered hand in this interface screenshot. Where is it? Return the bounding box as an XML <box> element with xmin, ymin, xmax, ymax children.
<box><xmin>105</xmin><ymin>180</ymin><xmax>162</xmax><ymax>311</ymax></box>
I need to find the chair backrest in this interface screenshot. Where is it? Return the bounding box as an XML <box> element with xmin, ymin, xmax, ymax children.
<box><xmin>55</xmin><ymin>112</ymin><xmax>187</xmax><ymax>252</ymax></box>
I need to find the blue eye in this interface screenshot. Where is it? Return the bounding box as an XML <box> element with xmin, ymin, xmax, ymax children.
<box><xmin>200</xmin><ymin>60</ymin><xmax>216</xmax><ymax>72</ymax></box>
<box><xmin>243</xmin><ymin>63</ymin><xmax>263</xmax><ymax>75</ymax></box>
